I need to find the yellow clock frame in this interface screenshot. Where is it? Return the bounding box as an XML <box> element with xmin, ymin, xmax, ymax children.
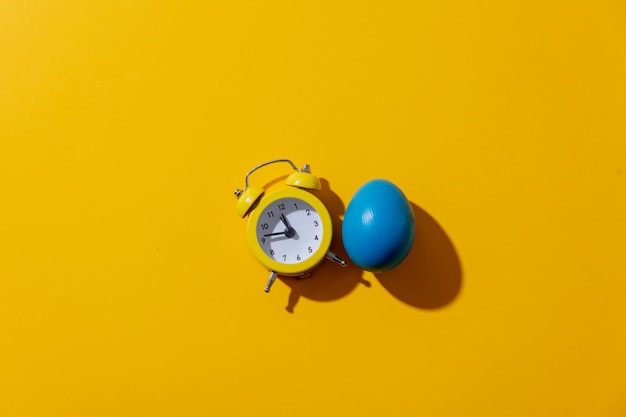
<box><xmin>234</xmin><ymin>159</ymin><xmax>346</xmax><ymax>292</ymax></box>
<box><xmin>246</xmin><ymin>187</ymin><xmax>333</xmax><ymax>276</ymax></box>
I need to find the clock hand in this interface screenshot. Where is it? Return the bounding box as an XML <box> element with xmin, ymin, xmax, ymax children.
<box><xmin>264</xmin><ymin>231</ymin><xmax>286</xmax><ymax>237</ymax></box>
<box><xmin>279</xmin><ymin>213</ymin><xmax>296</xmax><ymax>238</ymax></box>
<box><xmin>279</xmin><ymin>213</ymin><xmax>292</xmax><ymax>229</ymax></box>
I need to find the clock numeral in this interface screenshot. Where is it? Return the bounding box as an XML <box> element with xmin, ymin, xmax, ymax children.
<box><xmin>306</xmin><ymin>209</ymin><xmax>311</xmax><ymax>216</ymax></box>
<box><xmin>313</xmin><ymin>220</ymin><xmax>319</xmax><ymax>227</ymax></box>
<box><xmin>297</xmin><ymin>254</ymin><xmax>301</xmax><ymax>261</ymax></box>
<box><xmin>261</xmin><ymin>223</ymin><xmax>269</xmax><ymax>230</ymax></box>
<box><xmin>267</xmin><ymin>211</ymin><xmax>274</xmax><ymax>218</ymax></box>
<box><xmin>294</xmin><ymin>203</ymin><xmax>298</xmax><ymax>209</ymax></box>
<box><xmin>308</xmin><ymin>246</ymin><xmax>312</xmax><ymax>253</ymax></box>
<box><xmin>261</xmin><ymin>238</ymin><xmax>266</xmax><ymax>244</ymax></box>
<box><xmin>270</xmin><ymin>249</ymin><xmax>274</xmax><ymax>255</ymax></box>
<box><xmin>315</xmin><ymin>235</ymin><xmax>319</xmax><ymax>240</ymax></box>
<box><xmin>282</xmin><ymin>254</ymin><xmax>287</xmax><ymax>261</ymax></box>
<box><xmin>277</xmin><ymin>203</ymin><xmax>285</xmax><ymax>211</ymax></box>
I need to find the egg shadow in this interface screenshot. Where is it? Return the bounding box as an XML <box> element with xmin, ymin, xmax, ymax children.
<box><xmin>278</xmin><ymin>178</ymin><xmax>370</xmax><ymax>313</ymax></box>
<box><xmin>374</xmin><ymin>202</ymin><xmax>463</xmax><ymax>309</ymax></box>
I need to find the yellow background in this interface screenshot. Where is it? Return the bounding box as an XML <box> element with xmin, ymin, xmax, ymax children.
<box><xmin>1</xmin><ymin>1</ymin><xmax>625</xmax><ymax>416</ymax></box>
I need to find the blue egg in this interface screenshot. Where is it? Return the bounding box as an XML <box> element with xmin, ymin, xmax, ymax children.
<box><xmin>342</xmin><ymin>179</ymin><xmax>415</xmax><ymax>273</ymax></box>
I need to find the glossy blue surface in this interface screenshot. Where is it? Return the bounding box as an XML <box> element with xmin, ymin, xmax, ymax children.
<box><xmin>342</xmin><ymin>179</ymin><xmax>415</xmax><ymax>273</ymax></box>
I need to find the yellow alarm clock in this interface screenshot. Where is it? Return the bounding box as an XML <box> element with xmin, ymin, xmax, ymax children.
<box><xmin>234</xmin><ymin>159</ymin><xmax>346</xmax><ymax>293</ymax></box>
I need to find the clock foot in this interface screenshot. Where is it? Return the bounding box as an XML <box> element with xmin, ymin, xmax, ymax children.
<box><xmin>265</xmin><ymin>271</ymin><xmax>278</xmax><ymax>293</ymax></box>
<box><xmin>326</xmin><ymin>251</ymin><xmax>347</xmax><ymax>267</ymax></box>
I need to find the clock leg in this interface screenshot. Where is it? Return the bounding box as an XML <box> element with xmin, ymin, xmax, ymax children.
<box><xmin>264</xmin><ymin>271</ymin><xmax>278</xmax><ymax>293</ymax></box>
<box><xmin>326</xmin><ymin>251</ymin><xmax>347</xmax><ymax>267</ymax></box>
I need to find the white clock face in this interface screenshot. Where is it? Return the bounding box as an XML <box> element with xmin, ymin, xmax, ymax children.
<box><xmin>256</xmin><ymin>197</ymin><xmax>324</xmax><ymax>264</ymax></box>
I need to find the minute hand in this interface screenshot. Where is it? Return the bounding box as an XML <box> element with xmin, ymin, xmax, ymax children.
<box><xmin>280</xmin><ymin>213</ymin><xmax>292</xmax><ymax>228</ymax></box>
<box><xmin>280</xmin><ymin>213</ymin><xmax>297</xmax><ymax>238</ymax></box>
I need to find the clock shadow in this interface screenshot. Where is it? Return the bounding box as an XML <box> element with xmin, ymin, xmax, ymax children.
<box><xmin>373</xmin><ymin>202</ymin><xmax>463</xmax><ymax>309</ymax></box>
<box><xmin>278</xmin><ymin>178</ymin><xmax>370</xmax><ymax>313</ymax></box>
